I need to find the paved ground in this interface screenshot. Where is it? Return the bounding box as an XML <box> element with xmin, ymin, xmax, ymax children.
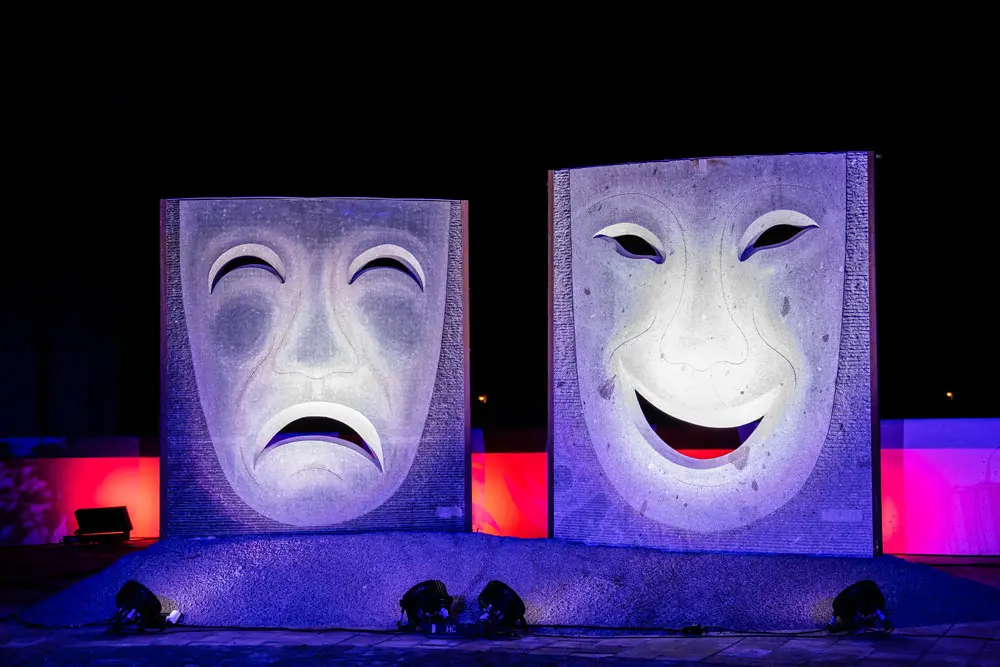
<box><xmin>1</xmin><ymin>620</ymin><xmax>998</xmax><ymax>665</ymax></box>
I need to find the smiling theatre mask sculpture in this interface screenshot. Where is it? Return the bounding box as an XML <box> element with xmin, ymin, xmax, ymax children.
<box><xmin>553</xmin><ymin>153</ymin><xmax>875</xmax><ymax>552</ymax></box>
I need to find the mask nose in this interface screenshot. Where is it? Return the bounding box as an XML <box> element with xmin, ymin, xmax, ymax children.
<box><xmin>659</xmin><ymin>260</ymin><xmax>746</xmax><ymax>370</ymax></box>
<box><xmin>274</xmin><ymin>292</ymin><xmax>359</xmax><ymax>378</ymax></box>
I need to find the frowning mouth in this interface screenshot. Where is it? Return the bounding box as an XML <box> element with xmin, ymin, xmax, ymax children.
<box><xmin>263</xmin><ymin>416</ymin><xmax>382</xmax><ymax>470</ymax></box>
<box><xmin>254</xmin><ymin>402</ymin><xmax>384</xmax><ymax>472</ymax></box>
<box><xmin>635</xmin><ymin>390</ymin><xmax>762</xmax><ymax>460</ymax></box>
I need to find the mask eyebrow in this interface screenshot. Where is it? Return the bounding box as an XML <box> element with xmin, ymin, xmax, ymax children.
<box><xmin>208</xmin><ymin>243</ymin><xmax>286</xmax><ymax>293</ymax></box>
<box><xmin>348</xmin><ymin>243</ymin><xmax>426</xmax><ymax>291</ymax></box>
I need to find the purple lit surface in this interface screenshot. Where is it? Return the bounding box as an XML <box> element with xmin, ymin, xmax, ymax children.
<box><xmin>552</xmin><ymin>153</ymin><xmax>875</xmax><ymax>555</ymax></box>
<box><xmin>20</xmin><ymin>532</ymin><xmax>1000</xmax><ymax>631</ymax></box>
<box><xmin>162</xmin><ymin>199</ymin><xmax>468</xmax><ymax>535</ymax></box>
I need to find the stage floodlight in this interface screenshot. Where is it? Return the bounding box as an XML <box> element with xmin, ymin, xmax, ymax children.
<box><xmin>399</xmin><ymin>580</ymin><xmax>453</xmax><ymax>631</ymax></box>
<box><xmin>110</xmin><ymin>580</ymin><xmax>181</xmax><ymax>633</ymax></box>
<box><xmin>477</xmin><ymin>580</ymin><xmax>527</xmax><ymax>635</ymax></box>
<box><xmin>112</xmin><ymin>580</ymin><xmax>164</xmax><ymax>632</ymax></box>
<box><xmin>828</xmin><ymin>580</ymin><xmax>891</xmax><ymax>633</ymax></box>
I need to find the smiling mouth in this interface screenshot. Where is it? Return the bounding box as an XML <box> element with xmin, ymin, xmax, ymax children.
<box><xmin>254</xmin><ymin>402</ymin><xmax>384</xmax><ymax>473</ymax></box>
<box><xmin>636</xmin><ymin>390</ymin><xmax>762</xmax><ymax>460</ymax></box>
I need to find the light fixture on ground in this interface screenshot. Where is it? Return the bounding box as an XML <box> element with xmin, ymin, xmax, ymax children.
<box><xmin>399</xmin><ymin>580</ymin><xmax>453</xmax><ymax>632</ymax></box>
<box><xmin>477</xmin><ymin>580</ymin><xmax>527</xmax><ymax>636</ymax></box>
<box><xmin>827</xmin><ymin>580</ymin><xmax>891</xmax><ymax>633</ymax></box>
<box><xmin>111</xmin><ymin>580</ymin><xmax>181</xmax><ymax>633</ymax></box>
<box><xmin>66</xmin><ymin>506</ymin><xmax>133</xmax><ymax>545</ymax></box>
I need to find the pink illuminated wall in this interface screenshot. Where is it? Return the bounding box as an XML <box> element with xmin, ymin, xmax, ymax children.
<box><xmin>0</xmin><ymin>458</ymin><xmax>160</xmax><ymax>546</ymax></box>
<box><xmin>881</xmin><ymin>419</ymin><xmax>999</xmax><ymax>555</ymax></box>
<box><xmin>0</xmin><ymin>420</ymin><xmax>995</xmax><ymax>554</ymax></box>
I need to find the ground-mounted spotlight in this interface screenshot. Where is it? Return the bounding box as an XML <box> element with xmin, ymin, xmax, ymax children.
<box><xmin>399</xmin><ymin>580</ymin><xmax>453</xmax><ymax>632</ymax></box>
<box><xmin>478</xmin><ymin>580</ymin><xmax>527</xmax><ymax>637</ymax></box>
<box><xmin>110</xmin><ymin>580</ymin><xmax>181</xmax><ymax>633</ymax></box>
<box><xmin>67</xmin><ymin>506</ymin><xmax>133</xmax><ymax>545</ymax></box>
<box><xmin>827</xmin><ymin>580</ymin><xmax>891</xmax><ymax>634</ymax></box>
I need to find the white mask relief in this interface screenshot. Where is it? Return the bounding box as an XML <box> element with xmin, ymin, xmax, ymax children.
<box><xmin>178</xmin><ymin>198</ymin><xmax>451</xmax><ymax>527</ymax></box>
<box><xmin>565</xmin><ymin>155</ymin><xmax>849</xmax><ymax>533</ymax></box>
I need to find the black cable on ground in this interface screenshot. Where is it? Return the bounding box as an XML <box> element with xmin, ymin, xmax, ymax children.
<box><xmin>528</xmin><ymin>624</ymin><xmax>996</xmax><ymax>641</ymax></box>
<box><xmin>893</xmin><ymin>631</ymin><xmax>996</xmax><ymax>641</ymax></box>
<box><xmin>531</xmin><ymin>623</ymin><xmax>830</xmax><ymax>637</ymax></box>
<box><xmin>168</xmin><ymin>623</ymin><xmax>404</xmax><ymax>635</ymax></box>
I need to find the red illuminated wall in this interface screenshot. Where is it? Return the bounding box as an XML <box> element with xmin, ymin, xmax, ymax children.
<box><xmin>472</xmin><ymin>453</ymin><xmax>547</xmax><ymax>538</ymax></box>
<box><xmin>1</xmin><ymin>419</ymin><xmax>995</xmax><ymax>554</ymax></box>
<box><xmin>0</xmin><ymin>458</ymin><xmax>159</xmax><ymax>546</ymax></box>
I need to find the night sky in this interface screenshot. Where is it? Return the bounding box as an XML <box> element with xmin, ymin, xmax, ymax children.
<box><xmin>0</xmin><ymin>93</ymin><xmax>995</xmax><ymax>444</ymax></box>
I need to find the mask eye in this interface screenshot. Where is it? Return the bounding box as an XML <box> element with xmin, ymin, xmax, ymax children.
<box><xmin>594</xmin><ymin>222</ymin><xmax>665</xmax><ymax>264</ymax></box>
<box><xmin>209</xmin><ymin>243</ymin><xmax>285</xmax><ymax>294</ymax></box>
<box><xmin>738</xmin><ymin>210</ymin><xmax>818</xmax><ymax>262</ymax></box>
<box><xmin>348</xmin><ymin>244</ymin><xmax>425</xmax><ymax>291</ymax></box>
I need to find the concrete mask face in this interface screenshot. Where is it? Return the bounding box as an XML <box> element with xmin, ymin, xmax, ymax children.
<box><xmin>179</xmin><ymin>199</ymin><xmax>449</xmax><ymax>526</ymax></box>
<box><xmin>570</xmin><ymin>155</ymin><xmax>846</xmax><ymax>531</ymax></box>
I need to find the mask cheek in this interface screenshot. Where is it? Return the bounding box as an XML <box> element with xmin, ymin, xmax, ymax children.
<box><xmin>355</xmin><ymin>293</ymin><xmax>425</xmax><ymax>361</ymax></box>
<box><xmin>354</xmin><ymin>292</ymin><xmax>431</xmax><ymax>423</ymax></box>
<box><xmin>211</xmin><ymin>296</ymin><xmax>275</xmax><ymax>364</ymax></box>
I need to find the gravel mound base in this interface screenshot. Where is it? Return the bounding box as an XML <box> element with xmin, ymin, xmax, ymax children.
<box><xmin>21</xmin><ymin>532</ymin><xmax>1000</xmax><ymax>632</ymax></box>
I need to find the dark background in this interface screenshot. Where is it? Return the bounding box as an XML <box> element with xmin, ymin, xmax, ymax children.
<box><xmin>0</xmin><ymin>93</ymin><xmax>995</xmax><ymax>450</ymax></box>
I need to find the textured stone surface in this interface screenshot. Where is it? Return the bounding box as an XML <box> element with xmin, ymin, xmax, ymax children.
<box><xmin>553</xmin><ymin>154</ymin><xmax>874</xmax><ymax>555</ymax></box>
<box><xmin>6</xmin><ymin>625</ymin><xmax>996</xmax><ymax>667</ymax></box>
<box><xmin>164</xmin><ymin>199</ymin><xmax>467</xmax><ymax>535</ymax></box>
<box><xmin>19</xmin><ymin>533</ymin><xmax>1000</xmax><ymax>632</ymax></box>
